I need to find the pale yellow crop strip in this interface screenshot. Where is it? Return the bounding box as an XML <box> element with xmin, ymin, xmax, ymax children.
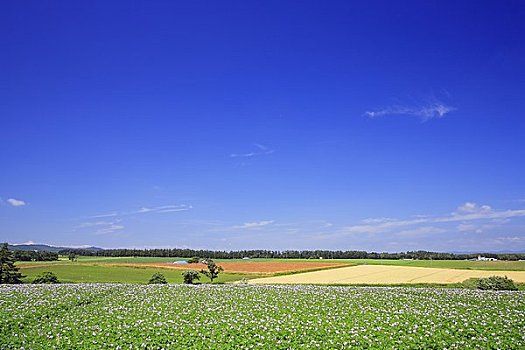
<box><xmin>248</xmin><ymin>265</ymin><xmax>525</xmax><ymax>285</ymax></box>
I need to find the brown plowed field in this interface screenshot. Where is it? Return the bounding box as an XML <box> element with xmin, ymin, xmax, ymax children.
<box><xmin>103</xmin><ymin>261</ymin><xmax>350</xmax><ymax>274</ymax></box>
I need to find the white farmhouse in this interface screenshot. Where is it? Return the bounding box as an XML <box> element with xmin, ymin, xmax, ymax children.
<box><xmin>477</xmin><ymin>255</ymin><xmax>497</xmax><ymax>261</ymax></box>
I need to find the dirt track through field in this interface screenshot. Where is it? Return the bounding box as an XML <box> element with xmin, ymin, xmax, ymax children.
<box><xmin>103</xmin><ymin>261</ymin><xmax>349</xmax><ymax>274</ymax></box>
<box><xmin>18</xmin><ymin>264</ymin><xmax>56</xmax><ymax>269</ymax></box>
<box><xmin>247</xmin><ymin>264</ymin><xmax>525</xmax><ymax>284</ymax></box>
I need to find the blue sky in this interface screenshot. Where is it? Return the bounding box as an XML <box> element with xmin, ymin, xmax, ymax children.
<box><xmin>1</xmin><ymin>1</ymin><xmax>525</xmax><ymax>252</ymax></box>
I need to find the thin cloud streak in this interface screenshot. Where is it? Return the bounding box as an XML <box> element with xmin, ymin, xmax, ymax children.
<box><xmin>233</xmin><ymin>220</ymin><xmax>275</xmax><ymax>229</ymax></box>
<box><xmin>230</xmin><ymin>143</ymin><xmax>274</xmax><ymax>158</ymax></box>
<box><xmin>365</xmin><ymin>101</ymin><xmax>455</xmax><ymax>121</ymax></box>
<box><xmin>136</xmin><ymin>205</ymin><xmax>192</xmax><ymax>214</ymax></box>
<box><xmin>94</xmin><ymin>224</ymin><xmax>125</xmax><ymax>235</ymax></box>
<box><xmin>89</xmin><ymin>212</ymin><xmax>118</xmax><ymax>218</ymax></box>
<box><xmin>89</xmin><ymin>204</ymin><xmax>192</xmax><ymax>218</ymax></box>
<box><xmin>77</xmin><ymin>220</ymin><xmax>120</xmax><ymax>228</ymax></box>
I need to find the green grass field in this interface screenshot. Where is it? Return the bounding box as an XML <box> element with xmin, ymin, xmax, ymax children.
<box><xmin>340</xmin><ymin>258</ymin><xmax>525</xmax><ymax>271</ymax></box>
<box><xmin>20</xmin><ymin>264</ymin><xmax>257</xmax><ymax>284</ymax></box>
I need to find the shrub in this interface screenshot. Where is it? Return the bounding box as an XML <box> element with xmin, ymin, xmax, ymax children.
<box><xmin>477</xmin><ymin>276</ymin><xmax>517</xmax><ymax>291</ymax></box>
<box><xmin>460</xmin><ymin>278</ymin><xmax>479</xmax><ymax>289</ymax></box>
<box><xmin>182</xmin><ymin>270</ymin><xmax>200</xmax><ymax>284</ymax></box>
<box><xmin>148</xmin><ymin>272</ymin><xmax>167</xmax><ymax>284</ymax></box>
<box><xmin>187</xmin><ymin>257</ymin><xmax>200</xmax><ymax>264</ymax></box>
<box><xmin>32</xmin><ymin>272</ymin><xmax>60</xmax><ymax>284</ymax></box>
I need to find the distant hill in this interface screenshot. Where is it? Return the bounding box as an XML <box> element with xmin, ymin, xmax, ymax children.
<box><xmin>8</xmin><ymin>244</ymin><xmax>103</xmax><ymax>252</ymax></box>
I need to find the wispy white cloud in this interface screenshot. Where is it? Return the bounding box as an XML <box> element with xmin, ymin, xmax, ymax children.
<box><xmin>94</xmin><ymin>224</ymin><xmax>125</xmax><ymax>235</ymax></box>
<box><xmin>89</xmin><ymin>212</ymin><xmax>118</xmax><ymax>218</ymax></box>
<box><xmin>396</xmin><ymin>226</ymin><xmax>446</xmax><ymax>237</ymax></box>
<box><xmin>78</xmin><ymin>204</ymin><xmax>191</xmax><ymax>236</ymax></box>
<box><xmin>338</xmin><ymin>202</ymin><xmax>525</xmax><ymax>236</ymax></box>
<box><xmin>77</xmin><ymin>220</ymin><xmax>121</xmax><ymax>228</ymax></box>
<box><xmin>457</xmin><ymin>223</ymin><xmax>481</xmax><ymax>233</ymax></box>
<box><xmin>445</xmin><ymin>203</ymin><xmax>525</xmax><ymax>222</ymax></box>
<box><xmin>361</xmin><ymin>217</ymin><xmax>396</xmax><ymax>224</ymax></box>
<box><xmin>455</xmin><ymin>202</ymin><xmax>492</xmax><ymax>215</ymax></box>
<box><xmin>492</xmin><ymin>236</ymin><xmax>525</xmax><ymax>245</ymax></box>
<box><xmin>75</xmin><ymin>217</ymin><xmax>124</xmax><ymax>235</ymax></box>
<box><xmin>365</xmin><ymin>101</ymin><xmax>455</xmax><ymax>121</ymax></box>
<box><xmin>6</xmin><ymin>198</ymin><xmax>27</xmax><ymax>207</ymax></box>
<box><xmin>89</xmin><ymin>204</ymin><xmax>192</xmax><ymax>218</ymax></box>
<box><xmin>136</xmin><ymin>204</ymin><xmax>192</xmax><ymax>214</ymax></box>
<box><xmin>233</xmin><ymin>220</ymin><xmax>275</xmax><ymax>229</ymax></box>
<box><xmin>230</xmin><ymin>144</ymin><xmax>274</xmax><ymax>158</ymax></box>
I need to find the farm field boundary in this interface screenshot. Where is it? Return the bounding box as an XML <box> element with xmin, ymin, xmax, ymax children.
<box><xmin>101</xmin><ymin>261</ymin><xmax>350</xmax><ymax>274</ymax></box>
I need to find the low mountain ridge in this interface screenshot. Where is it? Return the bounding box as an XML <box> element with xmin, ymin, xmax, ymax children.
<box><xmin>8</xmin><ymin>244</ymin><xmax>103</xmax><ymax>252</ymax></box>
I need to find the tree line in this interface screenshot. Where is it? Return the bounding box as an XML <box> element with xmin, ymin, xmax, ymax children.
<box><xmin>13</xmin><ymin>250</ymin><xmax>58</xmax><ymax>261</ymax></box>
<box><xmin>55</xmin><ymin>248</ymin><xmax>525</xmax><ymax>261</ymax></box>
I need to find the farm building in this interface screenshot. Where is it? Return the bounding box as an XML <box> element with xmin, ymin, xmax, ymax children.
<box><xmin>173</xmin><ymin>260</ymin><xmax>188</xmax><ymax>264</ymax></box>
<box><xmin>477</xmin><ymin>256</ymin><xmax>497</xmax><ymax>261</ymax></box>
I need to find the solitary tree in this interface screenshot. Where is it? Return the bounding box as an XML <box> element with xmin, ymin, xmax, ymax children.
<box><xmin>148</xmin><ymin>272</ymin><xmax>168</xmax><ymax>284</ymax></box>
<box><xmin>0</xmin><ymin>243</ymin><xmax>24</xmax><ymax>284</ymax></box>
<box><xmin>200</xmin><ymin>259</ymin><xmax>224</xmax><ymax>283</ymax></box>
<box><xmin>68</xmin><ymin>253</ymin><xmax>77</xmax><ymax>262</ymax></box>
<box><xmin>182</xmin><ymin>270</ymin><xmax>200</xmax><ymax>284</ymax></box>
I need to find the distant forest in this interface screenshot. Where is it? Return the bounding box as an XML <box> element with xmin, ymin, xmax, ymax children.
<box><xmin>55</xmin><ymin>248</ymin><xmax>525</xmax><ymax>261</ymax></box>
<box><xmin>12</xmin><ymin>250</ymin><xmax>59</xmax><ymax>261</ymax></box>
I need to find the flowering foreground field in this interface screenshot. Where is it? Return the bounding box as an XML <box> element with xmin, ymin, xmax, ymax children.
<box><xmin>1</xmin><ymin>285</ymin><xmax>524</xmax><ymax>349</ymax></box>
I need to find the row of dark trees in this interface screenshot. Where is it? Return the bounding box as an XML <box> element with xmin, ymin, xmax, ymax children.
<box><xmin>12</xmin><ymin>250</ymin><xmax>58</xmax><ymax>261</ymax></box>
<box><xmin>56</xmin><ymin>248</ymin><xmax>525</xmax><ymax>261</ymax></box>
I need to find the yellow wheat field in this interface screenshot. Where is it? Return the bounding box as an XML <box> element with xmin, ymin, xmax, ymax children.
<box><xmin>247</xmin><ymin>264</ymin><xmax>525</xmax><ymax>285</ymax></box>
